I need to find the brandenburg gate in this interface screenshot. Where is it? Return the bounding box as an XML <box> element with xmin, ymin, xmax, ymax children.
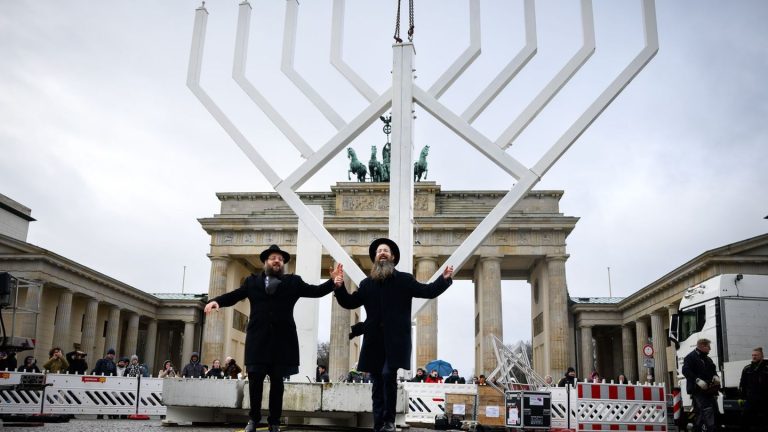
<box><xmin>198</xmin><ymin>181</ymin><xmax>577</xmax><ymax>380</ymax></box>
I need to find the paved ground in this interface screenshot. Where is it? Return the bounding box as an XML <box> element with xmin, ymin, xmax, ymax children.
<box><xmin>0</xmin><ymin>418</ymin><xmax>436</xmax><ymax>431</ymax></box>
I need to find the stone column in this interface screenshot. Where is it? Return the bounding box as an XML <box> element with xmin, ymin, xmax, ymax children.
<box><xmin>144</xmin><ymin>319</ymin><xmax>158</xmax><ymax>373</ymax></box>
<box><xmin>330</xmin><ymin>279</ymin><xmax>355</xmax><ymax>382</ymax></box>
<box><xmin>650</xmin><ymin>311</ymin><xmax>668</xmax><ymax>390</ymax></box>
<box><xmin>635</xmin><ymin>318</ymin><xmax>649</xmax><ymax>382</ymax></box>
<box><xmin>52</xmin><ymin>290</ymin><xmax>74</xmax><ymax>348</ymax></box>
<box><xmin>156</xmin><ymin>323</ymin><xmax>170</xmax><ymax>366</ymax></box>
<box><xmin>105</xmin><ymin>306</ymin><xmax>121</xmax><ymax>354</ymax></box>
<box><xmin>667</xmin><ymin>303</ymin><xmax>679</xmax><ymax>386</ymax></box>
<box><xmin>20</xmin><ymin>283</ymin><xmax>42</xmax><ymax>336</ymax></box>
<box><xmin>182</xmin><ymin>321</ymin><xmax>196</xmax><ymax>364</ymax></box>
<box><xmin>202</xmin><ymin>255</ymin><xmax>230</xmax><ymax>365</ymax></box>
<box><xmin>580</xmin><ymin>325</ymin><xmax>594</xmax><ymax>379</ymax></box>
<box><xmin>415</xmin><ymin>256</ymin><xmax>438</xmax><ymax>370</ymax></box>
<box><xmin>80</xmin><ymin>298</ymin><xmax>100</xmax><ymax>360</ymax></box>
<box><xmin>622</xmin><ymin>325</ymin><xmax>637</xmax><ymax>382</ymax></box>
<box><xmin>475</xmin><ymin>256</ymin><xmax>502</xmax><ymax>375</ymax></box>
<box><xmin>124</xmin><ymin>313</ymin><xmax>140</xmax><ymax>356</ymax></box>
<box><xmin>546</xmin><ymin>255</ymin><xmax>570</xmax><ymax>375</ymax></box>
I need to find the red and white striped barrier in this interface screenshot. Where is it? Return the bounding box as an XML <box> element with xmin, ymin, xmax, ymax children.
<box><xmin>576</xmin><ymin>382</ymin><xmax>666</xmax><ymax>431</ymax></box>
<box><xmin>671</xmin><ymin>389</ymin><xmax>681</xmax><ymax>422</ymax></box>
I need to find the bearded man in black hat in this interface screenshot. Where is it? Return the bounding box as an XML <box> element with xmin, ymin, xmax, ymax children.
<box><xmin>204</xmin><ymin>244</ymin><xmax>344</xmax><ymax>432</ymax></box>
<box><xmin>333</xmin><ymin>238</ymin><xmax>454</xmax><ymax>432</ymax></box>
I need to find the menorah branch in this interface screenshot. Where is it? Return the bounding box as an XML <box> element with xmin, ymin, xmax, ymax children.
<box><xmin>496</xmin><ymin>0</ymin><xmax>596</xmax><ymax>150</ymax></box>
<box><xmin>461</xmin><ymin>0</ymin><xmax>537</xmax><ymax>123</ymax></box>
<box><xmin>282</xmin><ymin>0</ymin><xmax>347</xmax><ymax>130</ymax></box>
<box><xmin>234</xmin><ymin>1</ymin><xmax>314</xmax><ymax>159</ymax></box>
<box><xmin>331</xmin><ymin>0</ymin><xmax>380</xmax><ymax>103</ymax></box>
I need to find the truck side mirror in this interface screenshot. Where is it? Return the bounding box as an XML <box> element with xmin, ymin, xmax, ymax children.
<box><xmin>668</xmin><ymin>313</ymin><xmax>680</xmax><ymax>349</ymax></box>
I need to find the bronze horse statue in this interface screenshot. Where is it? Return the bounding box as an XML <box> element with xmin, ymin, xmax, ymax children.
<box><xmin>369</xmin><ymin>145</ymin><xmax>384</xmax><ymax>182</ymax></box>
<box><xmin>414</xmin><ymin>145</ymin><xmax>429</xmax><ymax>182</ymax></box>
<box><xmin>347</xmin><ymin>148</ymin><xmax>367</xmax><ymax>182</ymax></box>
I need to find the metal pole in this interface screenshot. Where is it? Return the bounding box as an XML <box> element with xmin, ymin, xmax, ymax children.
<box><xmin>181</xmin><ymin>266</ymin><xmax>186</xmax><ymax>295</ymax></box>
<box><xmin>390</xmin><ymin>42</ymin><xmax>416</xmax><ymax>274</ymax></box>
<box><xmin>607</xmin><ymin>266</ymin><xmax>612</xmax><ymax>297</ymax></box>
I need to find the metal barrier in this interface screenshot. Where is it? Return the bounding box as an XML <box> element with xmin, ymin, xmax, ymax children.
<box><xmin>0</xmin><ymin>371</ymin><xmax>166</xmax><ymax>416</ymax></box>
<box><xmin>549</xmin><ymin>385</ymin><xmax>577</xmax><ymax>429</ymax></box>
<box><xmin>403</xmin><ymin>382</ymin><xmax>477</xmax><ymax>424</ymax></box>
<box><xmin>576</xmin><ymin>382</ymin><xmax>666</xmax><ymax>431</ymax></box>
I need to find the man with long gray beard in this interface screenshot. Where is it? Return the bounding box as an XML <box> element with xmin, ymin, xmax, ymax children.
<box><xmin>204</xmin><ymin>245</ymin><xmax>344</xmax><ymax>432</ymax></box>
<box><xmin>334</xmin><ymin>238</ymin><xmax>453</xmax><ymax>432</ymax></box>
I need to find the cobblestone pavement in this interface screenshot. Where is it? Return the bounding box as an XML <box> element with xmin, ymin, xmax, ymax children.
<box><xmin>0</xmin><ymin>418</ymin><xmax>435</xmax><ymax>432</ymax></box>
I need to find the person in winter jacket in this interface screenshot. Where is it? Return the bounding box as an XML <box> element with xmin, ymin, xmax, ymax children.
<box><xmin>158</xmin><ymin>360</ymin><xmax>177</xmax><ymax>378</ymax></box>
<box><xmin>124</xmin><ymin>355</ymin><xmax>149</xmax><ymax>377</ymax></box>
<box><xmin>425</xmin><ymin>369</ymin><xmax>443</xmax><ymax>383</ymax></box>
<box><xmin>92</xmin><ymin>348</ymin><xmax>117</xmax><ymax>376</ymax></box>
<box><xmin>0</xmin><ymin>351</ymin><xmax>17</xmax><ymax>371</ymax></box>
<box><xmin>116</xmin><ymin>357</ymin><xmax>129</xmax><ymax>377</ymax></box>
<box><xmin>43</xmin><ymin>347</ymin><xmax>68</xmax><ymax>373</ymax></box>
<box><xmin>739</xmin><ymin>347</ymin><xmax>768</xmax><ymax>430</ymax></box>
<box><xmin>410</xmin><ymin>368</ymin><xmax>427</xmax><ymax>382</ymax></box>
<box><xmin>444</xmin><ymin>369</ymin><xmax>465</xmax><ymax>384</ymax></box>
<box><xmin>182</xmin><ymin>352</ymin><xmax>205</xmax><ymax>378</ymax></box>
<box><xmin>66</xmin><ymin>350</ymin><xmax>89</xmax><ymax>374</ymax></box>
<box><xmin>557</xmin><ymin>367</ymin><xmax>577</xmax><ymax>387</ymax></box>
<box><xmin>206</xmin><ymin>359</ymin><xmax>225</xmax><ymax>379</ymax></box>
<box><xmin>682</xmin><ymin>338</ymin><xmax>719</xmax><ymax>432</ymax></box>
<box><xmin>316</xmin><ymin>365</ymin><xmax>329</xmax><ymax>383</ymax></box>
<box><xmin>17</xmin><ymin>355</ymin><xmax>40</xmax><ymax>373</ymax></box>
<box><xmin>224</xmin><ymin>356</ymin><xmax>242</xmax><ymax>379</ymax></box>
<box><xmin>333</xmin><ymin>238</ymin><xmax>453</xmax><ymax>432</ymax></box>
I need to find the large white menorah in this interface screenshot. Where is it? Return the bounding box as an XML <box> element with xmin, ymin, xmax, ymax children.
<box><xmin>188</xmin><ymin>0</ymin><xmax>658</xmax><ymax>316</ymax></box>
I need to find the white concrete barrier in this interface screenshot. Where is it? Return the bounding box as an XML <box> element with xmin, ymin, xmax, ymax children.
<box><xmin>162</xmin><ymin>377</ymin><xmax>244</xmax><ymax>408</ymax></box>
<box><xmin>242</xmin><ymin>382</ymin><xmax>322</xmax><ymax>411</ymax></box>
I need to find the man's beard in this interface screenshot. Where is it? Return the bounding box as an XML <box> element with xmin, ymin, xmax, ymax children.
<box><xmin>370</xmin><ymin>259</ymin><xmax>395</xmax><ymax>281</ymax></box>
<box><xmin>265</xmin><ymin>263</ymin><xmax>284</xmax><ymax>277</ymax></box>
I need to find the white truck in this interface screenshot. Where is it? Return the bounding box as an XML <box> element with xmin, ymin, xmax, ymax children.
<box><xmin>668</xmin><ymin>273</ymin><xmax>768</xmax><ymax>428</ymax></box>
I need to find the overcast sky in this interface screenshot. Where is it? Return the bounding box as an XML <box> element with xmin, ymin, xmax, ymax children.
<box><xmin>2</xmin><ymin>1</ymin><xmax>766</xmax><ymax>376</ymax></box>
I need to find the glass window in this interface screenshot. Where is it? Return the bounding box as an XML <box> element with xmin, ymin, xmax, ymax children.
<box><xmin>679</xmin><ymin>305</ymin><xmax>706</xmax><ymax>342</ymax></box>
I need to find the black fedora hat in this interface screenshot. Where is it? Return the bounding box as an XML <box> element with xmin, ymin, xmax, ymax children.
<box><xmin>260</xmin><ymin>244</ymin><xmax>291</xmax><ymax>263</ymax></box>
<box><xmin>369</xmin><ymin>238</ymin><xmax>400</xmax><ymax>265</ymax></box>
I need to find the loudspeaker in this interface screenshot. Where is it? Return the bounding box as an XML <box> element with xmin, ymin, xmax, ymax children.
<box><xmin>0</xmin><ymin>272</ymin><xmax>14</xmax><ymax>307</ymax></box>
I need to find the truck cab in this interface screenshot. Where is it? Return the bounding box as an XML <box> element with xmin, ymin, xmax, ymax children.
<box><xmin>669</xmin><ymin>273</ymin><xmax>768</xmax><ymax>426</ymax></box>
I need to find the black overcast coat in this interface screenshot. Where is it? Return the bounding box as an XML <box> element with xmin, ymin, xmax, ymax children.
<box><xmin>212</xmin><ymin>272</ymin><xmax>335</xmax><ymax>367</ymax></box>
<box><xmin>334</xmin><ymin>271</ymin><xmax>451</xmax><ymax>373</ymax></box>
<box><xmin>682</xmin><ymin>348</ymin><xmax>717</xmax><ymax>395</ymax></box>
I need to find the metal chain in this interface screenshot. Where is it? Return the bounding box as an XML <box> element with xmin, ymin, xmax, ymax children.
<box><xmin>393</xmin><ymin>0</ymin><xmax>403</xmax><ymax>43</ymax></box>
<box><xmin>407</xmin><ymin>0</ymin><xmax>414</xmax><ymax>42</ymax></box>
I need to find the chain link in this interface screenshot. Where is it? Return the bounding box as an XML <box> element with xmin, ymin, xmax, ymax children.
<box><xmin>407</xmin><ymin>0</ymin><xmax>414</xmax><ymax>42</ymax></box>
<box><xmin>394</xmin><ymin>0</ymin><xmax>414</xmax><ymax>43</ymax></box>
<box><xmin>393</xmin><ymin>0</ymin><xmax>403</xmax><ymax>43</ymax></box>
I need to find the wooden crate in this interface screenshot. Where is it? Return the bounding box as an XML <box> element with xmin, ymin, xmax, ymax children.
<box><xmin>476</xmin><ymin>385</ymin><xmax>505</xmax><ymax>427</ymax></box>
<box><xmin>445</xmin><ymin>393</ymin><xmax>476</xmax><ymax>420</ymax></box>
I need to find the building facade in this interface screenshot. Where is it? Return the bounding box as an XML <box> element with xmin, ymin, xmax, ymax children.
<box><xmin>0</xmin><ymin>193</ymin><xmax>203</xmax><ymax>374</ymax></box>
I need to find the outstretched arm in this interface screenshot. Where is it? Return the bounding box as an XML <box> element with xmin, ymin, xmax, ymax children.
<box><xmin>297</xmin><ymin>264</ymin><xmax>345</xmax><ymax>298</ymax></box>
<box><xmin>410</xmin><ymin>265</ymin><xmax>454</xmax><ymax>298</ymax></box>
<box><xmin>206</xmin><ymin>280</ymin><xmax>250</xmax><ymax>313</ymax></box>
<box><xmin>334</xmin><ymin>279</ymin><xmax>365</xmax><ymax>310</ymax></box>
